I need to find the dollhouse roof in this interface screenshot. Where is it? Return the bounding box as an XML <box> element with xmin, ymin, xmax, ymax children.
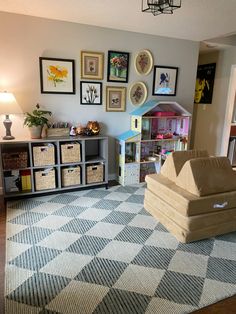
<box><xmin>117</xmin><ymin>130</ymin><xmax>140</xmax><ymax>141</ymax></box>
<box><xmin>130</xmin><ymin>100</ymin><xmax>191</xmax><ymax>117</ymax></box>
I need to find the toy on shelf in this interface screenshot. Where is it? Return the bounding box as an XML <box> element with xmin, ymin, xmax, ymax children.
<box><xmin>117</xmin><ymin>100</ymin><xmax>191</xmax><ymax>186</ymax></box>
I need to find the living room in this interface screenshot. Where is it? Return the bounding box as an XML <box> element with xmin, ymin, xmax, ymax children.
<box><xmin>1</xmin><ymin>1</ymin><xmax>236</xmax><ymax>313</ymax></box>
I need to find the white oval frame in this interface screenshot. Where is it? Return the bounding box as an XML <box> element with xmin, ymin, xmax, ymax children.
<box><xmin>134</xmin><ymin>49</ymin><xmax>153</xmax><ymax>75</ymax></box>
<box><xmin>129</xmin><ymin>81</ymin><xmax>148</xmax><ymax>107</ymax></box>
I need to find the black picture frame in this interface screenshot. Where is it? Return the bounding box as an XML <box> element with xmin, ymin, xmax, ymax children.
<box><xmin>80</xmin><ymin>81</ymin><xmax>103</xmax><ymax>105</ymax></box>
<box><xmin>152</xmin><ymin>65</ymin><xmax>178</xmax><ymax>96</ymax></box>
<box><xmin>194</xmin><ymin>63</ymin><xmax>216</xmax><ymax>104</ymax></box>
<box><xmin>39</xmin><ymin>57</ymin><xmax>75</xmax><ymax>94</ymax></box>
<box><xmin>107</xmin><ymin>50</ymin><xmax>129</xmax><ymax>83</ymax></box>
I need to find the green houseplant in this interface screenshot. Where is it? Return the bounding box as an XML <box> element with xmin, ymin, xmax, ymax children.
<box><xmin>24</xmin><ymin>104</ymin><xmax>52</xmax><ymax>138</ymax></box>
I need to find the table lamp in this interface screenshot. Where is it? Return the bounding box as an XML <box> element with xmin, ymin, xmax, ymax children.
<box><xmin>0</xmin><ymin>91</ymin><xmax>22</xmax><ymax>140</ymax></box>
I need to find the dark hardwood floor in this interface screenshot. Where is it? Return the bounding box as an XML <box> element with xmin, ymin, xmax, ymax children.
<box><xmin>1</xmin><ymin>189</ymin><xmax>236</xmax><ymax>314</ymax></box>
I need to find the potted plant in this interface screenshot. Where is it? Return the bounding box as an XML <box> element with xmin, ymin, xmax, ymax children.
<box><xmin>24</xmin><ymin>104</ymin><xmax>52</xmax><ymax>139</ymax></box>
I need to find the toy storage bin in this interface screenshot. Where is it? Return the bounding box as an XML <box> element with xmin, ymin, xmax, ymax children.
<box><xmin>2</xmin><ymin>151</ymin><xmax>28</xmax><ymax>170</ymax></box>
<box><xmin>86</xmin><ymin>163</ymin><xmax>104</xmax><ymax>184</ymax></box>
<box><xmin>33</xmin><ymin>144</ymin><xmax>55</xmax><ymax>166</ymax></box>
<box><xmin>61</xmin><ymin>142</ymin><xmax>81</xmax><ymax>163</ymax></box>
<box><xmin>61</xmin><ymin>166</ymin><xmax>81</xmax><ymax>187</ymax></box>
<box><xmin>34</xmin><ymin>168</ymin><xmax>56</xmax><ymax>191</ymax></box>
<box><xmin>47</xmin><ymin>128</ymin><xmax>70</xmax><ymax>137</ymax></box>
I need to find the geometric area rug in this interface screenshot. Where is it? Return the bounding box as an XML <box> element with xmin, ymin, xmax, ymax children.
<box><xmin>5</xmin><ymin>183</ymin><xmax>236</xmax><ymax>313</ymax></box>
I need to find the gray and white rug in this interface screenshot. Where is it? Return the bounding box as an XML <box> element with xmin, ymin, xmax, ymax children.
<box><xmin>5</xmin><ymin>183</ymin><xmax>236</xmax><ymax>314</ymax></box>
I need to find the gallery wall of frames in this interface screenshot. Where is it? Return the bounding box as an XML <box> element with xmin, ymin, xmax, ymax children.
<box><xmin>40</xmin><ymin>49</ymin><xmax>180</xmax><ymax>112</ymax></box>
<box><xmin>0</xmin><ymin>12</ymin><xmax>199</xmax><ymax>177</ymax></box>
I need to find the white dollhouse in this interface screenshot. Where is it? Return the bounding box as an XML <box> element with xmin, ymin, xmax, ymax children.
<box><xmin>117</xmin><ymin>100</ymin><xmax>191</xmax><ymax>186</ymax></box>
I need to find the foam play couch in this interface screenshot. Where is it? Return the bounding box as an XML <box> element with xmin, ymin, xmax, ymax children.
<box><xmin>144</xmin><ymin>150</ymin><xmax>236</xmax><ymax>243</ymax></box>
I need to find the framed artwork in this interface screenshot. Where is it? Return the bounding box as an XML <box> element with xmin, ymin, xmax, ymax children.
<box><xmin>107</xmin><ymin>51</ymin><xmax>129</xmax><ymax>83</ymax></box>
<box><xmin>81</xmin><ymin>51</ymin><xmax>104</xmax><ymax>80</ymax></box>
<box><xmin>129</xmin><ymin>82</ymin><xmax>147</xmax><ymax>106</ymax></box>
<box><xmin>194</xmin><ymin>63</ymin><xmax>216</xmax><ymax>104</ymax></box>
<box><xmin>80</xmin><ymin>81</ymin><xmax>102</xmax><ymax>105</ymax></box>
<box><xmin>39</xmin><ymin>57</ymin><xmax>75</xmax><ymax>94</ymax></box>
<box><xmin>134</xmin><ymin>49</ymin><xmax>153</xmax><ymax>75</ymax></box>
<box><xmin>152</xmin><ymin>65</ymin><xmax>178</xmax><ymax>96</ymax></box>
<box><xmin>106</xmin><ymin>86</ymin><xmax>126</xmax><ymax>112</ymax></box>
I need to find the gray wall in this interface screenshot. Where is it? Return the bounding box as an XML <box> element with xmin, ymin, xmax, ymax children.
<box><xmin>0</xmin><ymin>12</ymin><xmax>199</xmax><ymax>178</ymax></box>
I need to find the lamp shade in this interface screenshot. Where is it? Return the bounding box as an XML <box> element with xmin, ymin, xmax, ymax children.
<box><xmin>0</xmin><ymin>92</ymin><xmax>22</xmax><ymax>114</ymax></box>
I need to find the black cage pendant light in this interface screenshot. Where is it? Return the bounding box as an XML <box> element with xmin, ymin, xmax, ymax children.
<box><xmin>142</xmin><ymin>0</ymin><xmax>182</xmax><ymax>16</ymax></box>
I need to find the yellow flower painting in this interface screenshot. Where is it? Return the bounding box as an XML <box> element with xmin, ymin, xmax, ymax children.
<box><xmin>40</xmin><ymin>57</ymin><xmax>75</xmax><ymax>94</ymax></box>
<box><xmin>47</xmin><ymin>65</ymin><xmax>68</xmax><ymax>87</ymax></box>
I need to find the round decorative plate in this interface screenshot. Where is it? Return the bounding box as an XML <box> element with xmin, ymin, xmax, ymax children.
<box><xmin>134</xmin><ymin>49</ymin><xmax>153</xmax><ymax>75</ymax></box>
<box><xmin>129</xmin><ymin>81</ymin><xmax>148</xmax><ymax>107</ymax></box>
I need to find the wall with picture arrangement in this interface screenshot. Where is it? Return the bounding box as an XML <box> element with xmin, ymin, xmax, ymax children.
<box><xmin>0</xmin><ymin>11</ymin><xmax>199</xmax><ymax>178</ymax></box>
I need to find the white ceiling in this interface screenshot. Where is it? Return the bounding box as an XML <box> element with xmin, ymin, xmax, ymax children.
<box><xmin>0</xmin><ymin>0</ymin><xmax>236</xmax><ymax>42</ymax></box>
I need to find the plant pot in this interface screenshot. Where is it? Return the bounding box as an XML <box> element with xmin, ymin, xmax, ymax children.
<box><xmin>29</xmin><ymin>126</ymin><xmax>43</xmax><ymax>139</ymax></box>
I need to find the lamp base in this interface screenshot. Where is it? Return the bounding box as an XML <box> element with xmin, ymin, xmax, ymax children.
<box><xmin>3</xmin><ymin>135</ymin><xmax>15</xmax><ymax>140</ymax></box>
<box><xmin>3</xmin><ymin>114</ymin><xmax>15</xmax><ymax>140</ymax></box>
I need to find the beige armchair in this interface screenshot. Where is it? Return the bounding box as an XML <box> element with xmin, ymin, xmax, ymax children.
<box><xmin>144</xmin><ymin>150</ymin><xmax>236</xmax><ymax>243</ymax></box>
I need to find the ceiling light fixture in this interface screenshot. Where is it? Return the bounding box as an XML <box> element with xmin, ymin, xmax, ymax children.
<box><xmin>142</xmin><ymin>0</ymin><xmax>181</xmax><ymax>16</ymax></box>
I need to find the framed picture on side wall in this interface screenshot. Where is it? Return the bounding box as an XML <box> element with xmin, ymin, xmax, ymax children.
<box><xmin>152</xmin><ymin>65</ymin><xmax>178</xmax><ymax>96</ymax></box>
<box><xmin>194</xmin><ymin>63</ymin><xmax>216</xmax><ymax>104</ymax></box>
<box><xmin>39</xmin><ymin>57</ymin><xmax>75</xmax><ymax>94</ymax></box>
<box><xmin>80</xmin><ymin>81</ymin><xmax>102</xmax><ymax>105</ymax></box>
<box><xmin>81</xmin><ymin>51</ymin><xmax>104</xmax><ymax>80</ymax></box>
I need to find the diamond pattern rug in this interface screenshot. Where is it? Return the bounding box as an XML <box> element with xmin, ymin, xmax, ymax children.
<box><xmin>5</xmin><ymin>183</ymin><xmax>236</xmax><ymax>314</ymax></box>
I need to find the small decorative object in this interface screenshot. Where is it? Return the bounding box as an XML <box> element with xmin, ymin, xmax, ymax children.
<box><xmin>129</xmin><ymin>82</ymin><xmax>147</xmax><ymax>107</ymax></box>
<box><xmin>39</xmin><ymin>57</ymin><xmax>75</xmax><ymax>94</ymax></box>
<box><xmin>47</xmin><ymin>121</ymin><xmax>70</xmax><ymax>137</ymax></box>
<box><xmin>86</xmin><ymin>121</ymin><xmax>100</xmax><ymax>135</ymax></box>
<box><xmin>70</xmin><ymin>126</ymin><xmax>77</xmax><ymax>136</ymax></box>
<box><xmin>141</xmin><ymin>0</ymin><xmax>182</xmax><ymax>16</ymax></box>
<box><xmin>24</xmin><ymin>104</ymin><xmax>52</xmax><ymax>139</ymax></box>
<box><xmin>77</xmin><ymin>124</ymin><xmax>86</xmax><ymax>135</ymax></box>
<box><xmin>194</xmin><ymin>63</ymin><xmax>216</xmax><ymax>104</ymax></box>
<box><xmin>134</xmin><ymin>50</ymin><xmax>153</xmax><ymax>75</ymax></box>
<box><xmin>81</xmin><ymin>51</ymin><xmax>104</xmax><ymax>80</ymax></box>
<box><xmin>152</xmin><ymin>65</ymin><xmax>178</xmax><ymax>96</ymax></box>
<box><xmin>106</xmin><ymin>86</ymin><xmax>126</xmax><ymax>112</ymax></box>
<box><xmin>107</xmin><ymin>51</ymin><xmax>129</xmax><ymax>83</ymax></box>
<box><xmin>80</xmin><ymin>81</ymin><xmax>102</xmax><ymax>105</ymax></box>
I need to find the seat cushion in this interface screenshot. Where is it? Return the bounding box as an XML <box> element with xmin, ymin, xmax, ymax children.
<box><xmin>146</xmin><ymin>173</ymin><xmax>236</xmax><ymax>216</ymax></box>
<box><xmin>176</xmin><ymin>156</ymin><xmax>236</xmax><ymax>196</ymax></box>
<box><xmin>160</xmin><ymin>149</ymin><xmax>209</xmax><ymax>183</ymax></box>
<box><xmin>145</xmin><ymin>188</ymin><xmax>236</xmax><ymax>231</ymax></box>
<box><xmin>144</xmin><ymin>198</ymin><xmax>236</xmax><ymax>243</ymax></box>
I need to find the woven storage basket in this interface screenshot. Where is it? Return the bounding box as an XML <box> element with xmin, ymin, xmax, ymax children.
<box><xmin>62</xmin><ymin>166</ymin><xmax>81</xmax><ymax>187</ymax></box>
<box><xmin>33</xmin><ymin>144</ymin><xmax>55</xmax><ymax>166</ymax></box>
<box><xmin>35</xmin><ymin>168</ymin><xmax>56</xmax><ymax>191</ymax></box>
<box><xmin>61</xmin><ymin>142</ymin><xmax>81</xmax><ymax>163</ymax></box>
<box><xmin>2</xmin><ymin>151</ymin><xmax>28</xmax><ymax>170</ymax></box>
<box><xmin>86</xmin><ymin>164</ymin><xmax>104</xmax><ymax>184</ymax></box>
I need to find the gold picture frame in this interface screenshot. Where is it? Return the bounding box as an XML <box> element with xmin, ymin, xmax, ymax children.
<box><xmin>106</xmin><ymin>86</ymin><xmax>126</xmax><ymax>112</ymax></box>
<box><xmin>129</xmin><ymin>81</ymin><xmax>147</xmax><ymax>107</ymax></box>
<box><xmin>81</xmin><ymin>51</ymin><xmax>104</xmax><ymax>80</ymax></box>
<box><xmin>134</xmin><ymin>49</ymin><xmax>153</xmax><ymax>76</ymax></box>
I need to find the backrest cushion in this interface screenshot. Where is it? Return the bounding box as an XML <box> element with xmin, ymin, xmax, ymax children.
<box><xmin>160</xmin><ymin>150</ymin><xmax>209</xmax><ymax>183</ymax></box>
<box><xmin>176</xmin><ymin>156</ymin><xmax>236</xmax><ymax>196</ymax></box>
